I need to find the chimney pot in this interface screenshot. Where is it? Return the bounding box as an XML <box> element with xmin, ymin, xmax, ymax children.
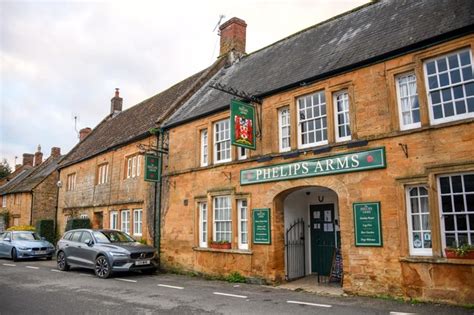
<box><xmin>79</xmin><ymin>127</ymin><xmax>92</xmax><ymax>141</ymax></box>
<box><xmin>110</xmin><ymin>88</ymin><xmax>123</xmax><ymax>115</ymax></box>
<box><xmin>34</xmin><ymin>144</ymin><xmax>43</xmax><ymax>166</ymax></box>
<box><xmin>51</xmin><ymin>147</ymin><xmax>61</xmax><ymax>158</ymax></box>
<box><xmin>219</xmin><ymin>17</ymin><xmax>247</xmax><ymax>57</ymax></box>
<box><xmin>22</xmin><ymin>153</ymin><xmax>34</xmax><ymax>167</ymax></box>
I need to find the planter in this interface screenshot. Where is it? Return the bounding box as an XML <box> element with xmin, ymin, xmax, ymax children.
<box><xmin>445</xmin><ymin>248</ymin><xmax>474</xmax><ymax>259</ymax></box>
<box><xmin>210</xmin><ymin>242</ymin><xmax>231</xmax><ymax>250</ymax></box>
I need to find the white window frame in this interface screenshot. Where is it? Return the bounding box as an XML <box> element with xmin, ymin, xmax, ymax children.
<box><xmin>237</xmin><ymin>199</ymin><xmax>248</xmax><ymax>250</ymax></box>
<box><xmin>278</xmin><ymin>107</ymin><xmax>291</xmax><ymax>152</ymax></box>
<box><xmin>79</xmin><ymin>214</ymin><xmax>88</xmax><ymax>219</ymax></box>
<box><xmin>396</xmin><ymin>72</ymin><xmax>421</xmax><ymax>130</ymax></box>
<box><xmin>2</xmin><ymin>195</ymin><xmax>6</xmax><ymax>208</ymax></box>
<box><xmin>437</xmin><ymin>172</ymin><xmax>474</xmax><ymax>252</ymax></box>
<box><xmin>126</xmin><ymin>155</ymin><xmax>140</xmax><ymax>178</ymax></box>
<box><xmin>136</xmin><ymin>155</ymin><xmax>141</xmax><ymax>177</ymax></box>
<box><xmin>213</xmin><ymin>196</ymin><xmax>231</xmax><ymax>242</ymax></box>
<box><xmin>200</xmin><ymin>129</ymin><xmax>208</xmax><ymax>167</ymax></box>
<box><xmin>406</xmin><ymin>186</ymin><xmax>432</xmax><ymax>256</ymax></box>
<box><xmin>121</xmin><ymin>210</ymin><xmax>130</xmax><ymax>234</ymax></box>
<box><xmin>213</xmin><ymin>119</ymin><xmax>231</xmax><ymax>164</ymax></box>
<box><xmin>297</xmin><ymin>90</ymin><xmax>328</xmax><ymax>149</ymax></box>
<box><xmin>97</xmin><ymin>163</ymin><xmax>109</xmax><ymax>185</ymax></box>
<box><xmin>66</xmin><ymin>173</ymin><xmax>76</xmax><ymax>191</ymax></box>
<box><xmin>424</xmin><ymin>48</ymin><xmax>474</xmax><ymax>125</ymax></box>
<box><xmin>333</xmin><ymin>90</ymin><xmax>352</xmax><ymax>142</ymax></box>
<box><xmin>198</xmin><ymin>202</ymin><xmax>208</xmax><ymax>248</ymax></box>
<box><xmin>110</xmin><ymin>211</ymin><xmax>118</xmax><ymax>230</ymax></box>
<box><xmin>133</xmin><ymin>209</ymin><xmax>142</xmax><ymax>236</ymax></box>
<box><xmin>237</xmin><ymin>147</ymin><xmax>247</xmax><ymax>160</ymax></box>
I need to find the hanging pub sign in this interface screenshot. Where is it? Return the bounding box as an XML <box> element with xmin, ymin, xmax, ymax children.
<box><xmin>144</xmin><ymin>154</ymin><xmax>160</xmax><ymax>182</ymax></box>
<box><xmin>230</xmin><ymin>100</ymin><xmax>256</xmax><ymax>150</ymax></box>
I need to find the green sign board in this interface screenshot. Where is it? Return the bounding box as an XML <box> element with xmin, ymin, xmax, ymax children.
<box><xmin>230</xmin><ymin>100</ymin><xmax>256</xmax><ymax>150</ymax></box>
<box><xmin>253</xmin><ymin>208</ymin><xmax>271</xmax><ymax>244</ymax></box>
<box><xmin>240</xmin><ymin>147</ymin><xmax>386</xmax><ymax>185</ymax></box>
<box><xmin>353</xmin><ymin>202</ymin><xmax>382</xmax><ymax>247</ymax></box>
<box><xmin>144</xmin><ymin>154</ymin><xmax>160</xmax><ymax>182</ymax></box>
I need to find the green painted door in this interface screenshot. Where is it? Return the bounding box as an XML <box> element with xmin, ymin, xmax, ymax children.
<box><xmin>310</xmin><ymin>204</ymin><xmax>336</xmax><ymax>276</ymax></box>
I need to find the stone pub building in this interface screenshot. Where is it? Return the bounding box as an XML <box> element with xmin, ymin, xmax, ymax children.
<box><xmin>160</xmin><ymin>0</ymin><xmax>474</xmax><ymax>304</ymax></box>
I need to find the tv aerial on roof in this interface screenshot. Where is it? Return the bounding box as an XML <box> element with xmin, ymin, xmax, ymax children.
<box><xmin>213</xmin><ymin>14</ymin><xmax>226</xmax><ymax>33</ymax></box>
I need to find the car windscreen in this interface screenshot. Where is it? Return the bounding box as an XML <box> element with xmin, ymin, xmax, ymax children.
<box><xmin>12</xmin><ymin>232</ymin><xmax>40</xmax><ymax>241</ymax></box>
<box><xmin>93</xmin><ymin>231</ymin><xmax>135</xmax><ymax>243</ymax></box>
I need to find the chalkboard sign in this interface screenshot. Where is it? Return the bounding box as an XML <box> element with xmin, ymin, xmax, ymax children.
<box><xmin>329</xmin><ymin>248</ymin><xmax>343</xmax><ymax>283</ymax></box>
<box><xmin>253</xmin><ymin>208</ymin><xmax>271</xmax><ymax>244</ymax></box>
<box><xmin>353</xmin><ymin>202</ymin><xmax>383</xmax><ymax>246</ymax></box>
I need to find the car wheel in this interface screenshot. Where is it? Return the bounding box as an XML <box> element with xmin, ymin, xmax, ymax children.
<box><xmin>11</xmin><ymin>248</ymin><xmax>18</xmax><ymax>262</ymax></box>
<box><xmin>95</xmin><ymin>255</ymin><xmax>111</xmax><ymax>279</ymax></box>
<box><xmin>57</xmin><ymin>251</ymin><xmax>70</xmax><ymax>271</ymax></box>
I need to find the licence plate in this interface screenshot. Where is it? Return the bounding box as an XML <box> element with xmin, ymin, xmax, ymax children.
<box><xmin>135</xmin><ymin>260</ymin><xmax>150</xmax><ymax>266</ymax></box>
<box><xmin>35</xmin><ymin>251</ymin><xmax>47</xmax><ymax>255</ymax></box>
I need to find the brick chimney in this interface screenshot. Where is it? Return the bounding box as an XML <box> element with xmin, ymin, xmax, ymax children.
<box><xmin>110</xmin><ymin>88</ymin><xmax>123</xmax><ymax>115</ymax></box>
<box><xmin>34</xmin><ymin>144</ymin><xmax>43</xmax><ymax>166</ymax></box>
<box><xmin>51</xmin><ymin>147</ymin><xmax>61</xmax><ymax>158</ymax></box>
<box><xmin>219</xmin><ymin>17</ymin><xmax>247</xmax><ymax>57</ymax></box>
<box><xmin>79</xmin><ymin>127</ymin><xmax>92</xmax><ymax>141</ymax></box>
<box><xmin>22</xmin><ymin>153</ymin><xmax>34</xmax><ymax>166</ymax></box>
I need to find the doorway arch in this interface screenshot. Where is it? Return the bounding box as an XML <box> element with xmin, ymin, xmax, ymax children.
<box><xmin>276</xmin><ymin>186</ymin><xmax>341</xmax><ymax>282</ymax></box>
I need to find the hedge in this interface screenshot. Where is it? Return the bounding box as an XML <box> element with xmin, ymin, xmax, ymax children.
<box><xmin>35</xmin><ymin>220</ymin><xmax>55</xmax><ymax>244</ymax></box>
<box><xmin>65</xmin><ymin>218</ymin><xmax>91</xmax><ymax>231</ymax></box>
<box><xmin>7</xmin><ymin>225</ymin><xmax>35</xmax><ymax>231</ymax></box>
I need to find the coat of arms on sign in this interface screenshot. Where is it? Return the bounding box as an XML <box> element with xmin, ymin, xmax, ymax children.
<box><xmin>234</xmin><ymin>115</ymin><xmax>253</xmax><ymax>146</ymax></box>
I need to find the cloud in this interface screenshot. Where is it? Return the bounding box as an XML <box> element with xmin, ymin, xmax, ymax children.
<box><xmin>0</xmin><ymin>0</ymin><xmax>368</xmax><ymax>166</ymax></box>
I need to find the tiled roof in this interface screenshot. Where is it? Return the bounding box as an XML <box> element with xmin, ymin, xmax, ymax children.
<box><xmin>164</xmin><ymin>0</ymin><xmax>474</xmax><ymax>127</ymax></box>
<box><xmin>59</xmin><ymin>63</ymin><xmax>222</xmax><ymax>168</ymax></box>
<box><xmin>5</xmin><ymin>155</ymin><xmax>62</xmax><ymax>193</ymax></box>
<box><xmin>0</xmin><ymin>168</ymin><xmax>35</xmax><ymax>194</ymax></box>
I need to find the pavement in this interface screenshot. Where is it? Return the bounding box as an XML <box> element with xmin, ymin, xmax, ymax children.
<box><xmin>0</xmin><ymin>258</ymin><xmax>472</xmax><ymax>315</ymax></box>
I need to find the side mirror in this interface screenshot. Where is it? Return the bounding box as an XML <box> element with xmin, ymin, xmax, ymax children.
<box><xmin>84</xmin><ymin>239</ymin><xmax>94</xmax><ymax>247</ymax></box>
<box><xmin>4</xmin><ymin>238</ymin><xmax>11</xmax><ymax>242</ymax></box>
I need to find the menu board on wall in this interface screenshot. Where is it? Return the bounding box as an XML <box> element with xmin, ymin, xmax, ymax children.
<box><xmin>252</xmin><ymin>208</ymin><xmax>271</xmax><ymax>244</ymax></box>
<box><xmin>353</xmin><ymin>202</ymin><xmax>382</xmax><ymax>247</ymax></box>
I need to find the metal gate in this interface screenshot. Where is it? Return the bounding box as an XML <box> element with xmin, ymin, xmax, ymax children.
<box><xmin>285</xmin><ymin>218</ymin><xmax>305</xmax><ymax>280</ymax></box>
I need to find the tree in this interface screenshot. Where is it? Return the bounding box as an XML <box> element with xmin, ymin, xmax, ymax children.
<box><xmin>0</xmin><ymin>159</ymin><xmax>12</xmax><ymax>179</ymax></box>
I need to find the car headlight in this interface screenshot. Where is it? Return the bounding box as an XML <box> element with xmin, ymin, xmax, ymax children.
<box><xmin>48</xmin><ymin>246</ymin><xmax>55</xmax><ymax>250</ymax></box>
<box><xmin>110</xmin><ymin>251</ymin><xmax>128</xmax><ymax>257</ymax></box>
<box><xmin>18</xmin><ymin>247</ymin><xmax>30</xmax><ymax>250</ymax></box>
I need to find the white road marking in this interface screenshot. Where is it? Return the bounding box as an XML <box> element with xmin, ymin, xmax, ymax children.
<box><xmin>157</xmin><ymin>284</ymin><xmax>184</xmax><ymax>290</ymax></box>
<box><xmin>2</xmin><ymin>263</ymin><xmax>16</xmax><ymax>267</ymax></box>
<box><xmin>26</xmin><ymin>266</ymin><xmax>39</xmax><ymax>269</ymax></box>
<box><xmin>213</xmin><ymin>292</ymin><xmax>247</xmax><ymax>299</ymax></box>
<box><xmin>115</xmin><ymin>278</ymin><xmax>137</xmax><ymax>283</ymax></box>
<box><xmin>78</xmin><ymin>273</ymin><xmax>92</xmax><ymax>277</ymax></box>
<box><xmin>389</xmin><ymin>312</ymin><xmax>418</xmax><ymax>315</ymax></box>
<box><xmin>287</xmin><ymin>300</ymin><xmax>332</xmax><ymax>308</ymax></box>
<box><xmin>51</xmin><ymin>269</ymin><xmax>62</xmax><ymax>272</ymax></box>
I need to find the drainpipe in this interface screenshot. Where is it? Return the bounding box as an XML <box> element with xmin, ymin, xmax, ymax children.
<box><xmin>154</xmin><ymin>128</ymin><xmax>164</xmax><ymax>267</ymax></box>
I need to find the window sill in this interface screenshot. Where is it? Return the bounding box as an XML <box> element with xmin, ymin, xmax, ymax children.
<box><xmin>400</xmin><ymin>256</ymin><xmax>474</xmax><ymax>266</ymax></box>
<box><xmin>193</xmin><ymin>247</ymin><xmax>253</xmax><ymax>255</ymax></box>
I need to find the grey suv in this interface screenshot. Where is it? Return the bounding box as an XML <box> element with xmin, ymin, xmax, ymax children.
<box><xmin>56</xmin><ymin>229</ymin><xmax>158</xmax><ymax>278</ymax></box>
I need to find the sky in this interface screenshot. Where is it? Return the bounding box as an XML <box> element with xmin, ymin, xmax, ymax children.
<box><xmin>1</xmin><ymin>0</ymin><xmax>368</xmax><ymax>169</ymax></box>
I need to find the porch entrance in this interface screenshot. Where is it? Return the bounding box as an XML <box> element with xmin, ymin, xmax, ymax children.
<box><xmin>282</xmin><ymin>186</ymin><xmax>342</xmax><ymax>286</ymax></box>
